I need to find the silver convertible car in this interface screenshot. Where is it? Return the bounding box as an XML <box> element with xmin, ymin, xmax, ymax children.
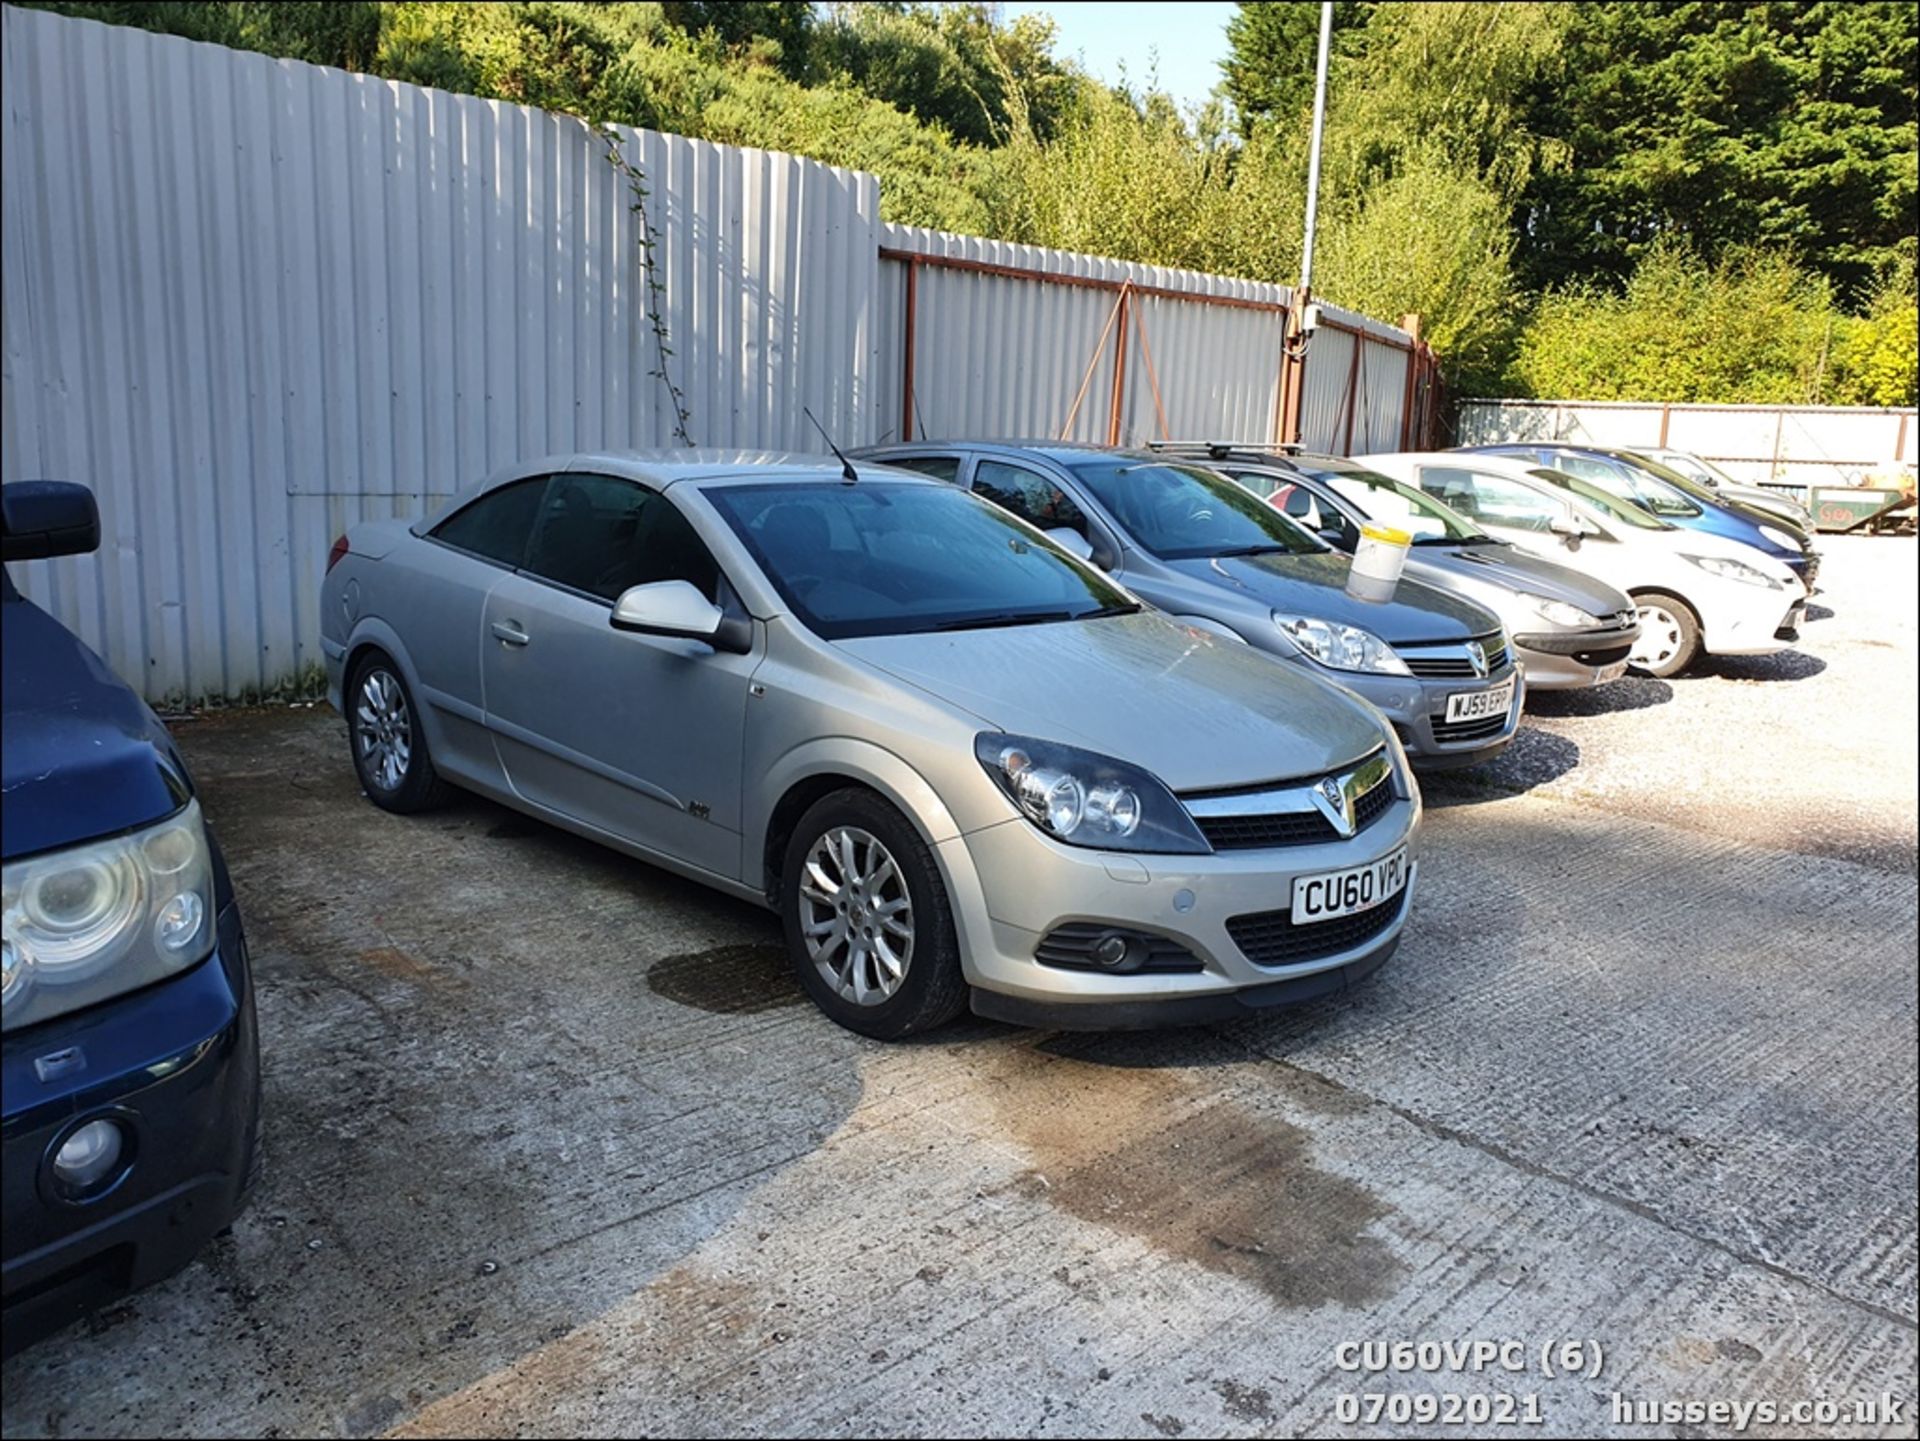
<box><xmin>320</xmin><ymin>453</ymin><xmax>1422</xmax><ymax>1037</ymax></box>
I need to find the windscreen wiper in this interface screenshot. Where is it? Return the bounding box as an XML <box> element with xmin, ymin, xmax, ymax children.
<box><xmin>1076</xmin><ymin>602</ymin><xmax>1142</xmax><ymax>619</ymax></box>
<box><xmin>1208</xmin><ymin>543</ymin><xmax>1291</xmax><ymax>557</ymax></box>
<box><xmin>930</xmin><ymin>610</ymin><xmax>1077</xmax><ymax>631</ymax></box>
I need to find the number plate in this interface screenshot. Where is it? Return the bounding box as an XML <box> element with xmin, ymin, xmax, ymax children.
<box><xmin>1594</xmin><ymin>659</ymin><xmax>1628</xmax><ymax>684</ymax></box>
<box><xmin>1291</xmin><ymin>846</ymin><xmax>1410</xmax><ymax>924</ymax></box>
<box><xmin>1445</xmin><ymin>674</ymin><xmax>1516</xmax><ymax>723</ymax></box>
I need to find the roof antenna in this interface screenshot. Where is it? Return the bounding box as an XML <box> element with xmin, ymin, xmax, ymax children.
<box><xmin>803</xmin><ymin>405</ymin><xmax>858</xmax><ymax>484</ymax></box>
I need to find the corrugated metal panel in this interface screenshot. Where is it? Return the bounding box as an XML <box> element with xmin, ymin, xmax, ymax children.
<box><xmin>2</xmin><ymin>6</ymin><xmax>880</xmax><ymax>702</ymax></box>
<box><xmin>876</xmin><ymin>225</ymin><xmax>1294</xmax><ymax>447</ymax></box>
<box><xmin>1456</xmin><ymin>400</ymin><xmax>1919</xmax><ymax>484</ymax></box>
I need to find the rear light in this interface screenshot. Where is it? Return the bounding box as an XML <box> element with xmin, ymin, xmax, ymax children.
<box><xmin>326</xmin><ymin>534</ymin><xmax>349</xmax><ymax>573</ymax></box>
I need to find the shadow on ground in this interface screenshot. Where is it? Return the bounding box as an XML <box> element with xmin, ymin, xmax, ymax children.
<box><xmin>1687</xmin><ymin>649</ymin><xmax>1828</xmax><ymax>683</ymax></box>
<box><xmin>1418</xmin><ymin>726</ymin><xmax>1580</xmax><ymax>809</ymax></box>
<box><xmin>1527</xmin><ymin>676</ymin><xmax>1673</xmax><ymax>717</ymax></box>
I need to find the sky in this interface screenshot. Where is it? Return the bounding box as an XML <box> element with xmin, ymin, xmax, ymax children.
<box><xmin>1001</xmin><ymin>1</ymin><xmax>1239</xmax><ymax>112</ymax></box>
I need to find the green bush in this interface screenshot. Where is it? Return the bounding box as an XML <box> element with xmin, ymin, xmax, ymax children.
<box><xmin>1505</xmin><ymin>242</ymin><xmax>1849</xmax><ymax>404</ymax></box>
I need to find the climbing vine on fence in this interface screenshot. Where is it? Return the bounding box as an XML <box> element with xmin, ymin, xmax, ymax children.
<box><xmin>596</xmin><ymin>124</ymin><xmax>695</xmax><ymax>446</ymax></box>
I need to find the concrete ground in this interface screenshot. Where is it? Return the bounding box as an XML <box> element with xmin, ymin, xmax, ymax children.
<box><xmin>3</xmin><ymin>536</ymin><xmax>1915</xmax><ymax>1440</ymax></box>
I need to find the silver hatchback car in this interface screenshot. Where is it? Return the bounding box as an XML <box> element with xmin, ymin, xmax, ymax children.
<box><xmin>320</xmin><ymin>453</ymin><xmax>1422</xmax><ymax>1037</ymax></box>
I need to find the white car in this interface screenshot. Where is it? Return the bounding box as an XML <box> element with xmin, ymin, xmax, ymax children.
<box><xmin>1356</xmin><ymin>452</ymin><xmax>1808</xmax><ymax>678</ymax></box>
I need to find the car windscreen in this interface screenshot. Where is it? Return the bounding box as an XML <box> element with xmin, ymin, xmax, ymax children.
<box><xmin>1304</xmin><ymin>467</ymin><xmax>1485</xmax><ymax>543</ymax></box>
<box><xmin>704</xmin><ymin>481</ymin><xmax>1138</xmax><ymax>640</ymax></box>
<box><xmin>1617</xmin><ymin>452</ymin><xmax>1718</xmax><ymax>507</ymax></box>
<box><xmin>1529</xmin><ymin>469</ymin><xmax>1671</xmax><ymax>530</ymax></box>
<box><xmin>1062</xmin><ymin>459</ymin><xmax>1326</xmax><ymax>560</ymax></box>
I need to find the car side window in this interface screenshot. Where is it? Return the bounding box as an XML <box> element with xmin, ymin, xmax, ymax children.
<box><xmin>1554</xmin><ymin>453</ymin><xmax>1629</xmax><ymax>486</ymax></box>
<box><xmin>1417</xmin><ymin>466</ymin><xmax>1560</xmax><ymax>531</ymax></box>
<box><xmin>430</xmin><ymin>478</ymin><xmax>548</xmax><ymax>567</ymax></box>
<box><xmin>972</xmin><ymin>460</ymin><xmax>1089</xmax><ymax>537</ymax></box>
<box><xmin>884</xmin><ymin>455</ymin><xmax>963</xmax><ymax>483</ymax></box>
<box><xmin>523</xmin><ymin>473</ymin><xmax>720</xmax><ymax>604</ymax></box>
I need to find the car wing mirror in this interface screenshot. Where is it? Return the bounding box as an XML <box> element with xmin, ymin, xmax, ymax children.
<box><xmin>1</xmin><ymin>481</ymin><xmax>101</xmax><ymax>562</ymax></box>
<box><xmin>611</xmin><ymin>580</ymin><xmax>750</xmax><ymax>653</ymax></box>
<box><xmin>1043</xmin><ymin>526</ymin><xmax>1096</xmax><ymax>563</ymax></box>
<box><xmin>1548</xmin><ymin>513</ymin><xmax>1598</xmax><ymax>542</ymax></box>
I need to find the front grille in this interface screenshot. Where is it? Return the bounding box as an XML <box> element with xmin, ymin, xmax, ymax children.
<box><xmin>1186</xmin><ymin>761</ymin><xmax>1397</xmax><ymax>851</ymax></box>
<box><xmin>1431</xmin><ymin>712</ymin><xmax>1510</xmax><ymax>745</ymax></box>
<box><xmin>1400</xmin><ymin>635</ymin><xmax>1509</xmax><ymax>678</ymax></box>
<box><xmin>1571</xmin><ymin>641</ymin><xmax>1634</xmax><ymax>667</ymax></box>
<box><xmin>1197</xmin><ymin>811</ymin><xmax>1337</xmax><ymax>848</ymax></box>
<box><xmin>1035</xmin><ymin>924</ymin><xmax>1203</xmax><ymax>973</ymax></box>
<box><xmin>1227</xmin><ymin>890</ymin><xmax>1409</xmax><ymax>968</ymax></box>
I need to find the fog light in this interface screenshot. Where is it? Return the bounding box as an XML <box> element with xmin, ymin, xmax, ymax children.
<box><xmin>1093</xmin><ymin>932</ymin><xmax>1148</xmax><ymax>972</ymax></box>
<box><xmin>53</xmin><ymin>1118</ymin><xmax>125</xmax><ymax>1192</ymax></box>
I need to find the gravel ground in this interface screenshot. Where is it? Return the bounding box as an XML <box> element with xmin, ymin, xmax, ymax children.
<box><xmin>1428</xmin><ymin>533</ymin><xmax>1920</xmax><ymax>873</ymax></box>
<box><xmin>2</xmin><ymin>535</ymin><xmax>1914</xmax><ymax>1439</ymax></box>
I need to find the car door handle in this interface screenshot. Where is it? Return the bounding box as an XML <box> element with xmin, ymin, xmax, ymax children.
<box><xmin>491</xmin><ymin>620</ymin><xmax>531</xmax><ymax>648</ymax></box>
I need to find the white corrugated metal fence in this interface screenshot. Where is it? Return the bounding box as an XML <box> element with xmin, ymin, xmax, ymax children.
<box><xmin>1457</xmin><ymin>400</ymin><xmax>1918</xmax><ymax>486</ymax></box>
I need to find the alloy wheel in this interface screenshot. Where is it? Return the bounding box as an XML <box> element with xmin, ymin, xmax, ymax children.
<box><xmin>797</xmin><ymin>826</ymin><xmax>914</xmax><ymax>1006</ymax></box>
<box><xmin>355</xmin><ymin>668</ymin><xmax>413</xmax><ymax>792</ymax></box>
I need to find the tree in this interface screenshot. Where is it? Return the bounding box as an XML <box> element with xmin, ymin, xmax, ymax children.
<box><xmin>1517</xmin><ymin>2</ymin><xmax>1920</xmax><ymax>301</ymax></box>
<box><xmin>657</xmin><ymin>1</ymin><xmax>813</xmax><ymax>79</ymax></box>
<box><xmin>1221</xmin><ymin>2</ymin><xmax>1373</xmax><ymax>132</ymax></box>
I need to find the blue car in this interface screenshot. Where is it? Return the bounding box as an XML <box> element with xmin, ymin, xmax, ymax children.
<box><xmin>1462</xmin><ymin>444</ymin><xmax>1820</xmax><ymax>590</ymax></box>
<box><xmin>1</xmin><ymin>482</ymin><xmax>260</xmax><ymax>1356</ymax></box>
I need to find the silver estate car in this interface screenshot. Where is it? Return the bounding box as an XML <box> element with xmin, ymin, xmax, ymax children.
<box><xmin>854</xmin><ymin>442</ymin><xmax>1522</xmax><ymax>768</ymax></box>
<box><xmin>320</xmin><ymin>453</ymin><xmax>1422</xmax><ymax>1038</ymax></box>
<box><xmin>1176</xmin><ymin>448</ymin><xmax>1643</xmax><ymax>690</ymax></box>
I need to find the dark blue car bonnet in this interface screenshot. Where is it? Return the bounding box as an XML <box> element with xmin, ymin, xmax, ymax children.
<box><xmin>1</xmin><ymin>589</ymin><xmax>190</xmax><ymax>860</ymax></box>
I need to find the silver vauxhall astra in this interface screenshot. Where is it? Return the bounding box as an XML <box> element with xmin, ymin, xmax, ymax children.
<box><xmin>320</xmin><ymin>452</ymin><xmax>1422</xmax><ymax>1037</ymax></box>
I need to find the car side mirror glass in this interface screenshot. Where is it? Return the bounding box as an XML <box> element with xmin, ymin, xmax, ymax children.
<box><xmin>611</xmin><ymin>580</ymin><xmax>724</xmax><ymax>642</ymax></box>
<box><xmin>1044</xmin><ymin>526</ymin><xmax>1095</xmax><ymax>563</ymax></box>
<box><xmin>1</xmin><ymin>481</ymin><xmax>101</xmax><ymax>562</ymax></box>
<box><xmin>1549</xmin><ymin>513</ymin><xmax>1597</xmax><ymax>541</ymax></box>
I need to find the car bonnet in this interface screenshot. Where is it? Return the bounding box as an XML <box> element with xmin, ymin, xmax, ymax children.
<box><xmin>1159</xmin><ymin>550</ymin><xmax>1499</xmax><ymax>644</ymax></box>
<box><xmin>835</xmin><ymin>610</ymin><xmax>1388</xmax><ymax>793</ymax></box>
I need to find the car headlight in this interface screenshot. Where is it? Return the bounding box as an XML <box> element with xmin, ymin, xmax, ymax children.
<box><xmin>2</xmin><ymin>800</ymin><xmax>217</xmax><ymax>1033</ymax></box>
<box><xmin>976</xmin><ymin>734</ymin><xmax>1210</xmax><ymax>854</ymax></box>
<box><xmin>1682</xmin><ymin>553</ymin><xmax>1781</xmax><ymax>589</ymax></box>
<box><xmin>1272</xmin><ymin>613</ymin><xmax>1412</xmax><ymax>675</ymax></box>
<box><xmin>1758</xmin><ymin>524</ymin><xmax>1804</xmax><ymax>551</ymax></box>
<box><xmin>1526</xmin><ymin>595</ymin><xmax>1601</xmax><ymax>628</ymax></box>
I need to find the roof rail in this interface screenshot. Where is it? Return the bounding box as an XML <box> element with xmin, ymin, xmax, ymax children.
<box><xmin>1145</xmin><ymin>439</ymin><xmax>1304</xmax><ymax>458</ymax></box>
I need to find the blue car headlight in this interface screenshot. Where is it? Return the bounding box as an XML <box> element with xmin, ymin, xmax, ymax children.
<box><xmin>976</xmin><ymin>733</ymin><xmax>1210</xmax><ymax>854</ymax></box>
<box><xmin>2</xmin><ymin>800</ymin><xmax>217</xmax><ymax>1032</ymax></box>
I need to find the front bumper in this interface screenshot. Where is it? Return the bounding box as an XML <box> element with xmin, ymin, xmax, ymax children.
<box><xmin>1699</xmin><ymin>581</ymin><xmax>1810</xmax><ymax>657</ymax></box>
<box><xmin>1</xmin><ymin>901</ymin><xmax>260</xmax><ymax>1357</ymax></box>
<box><xmin>935</xmin><ymin>784</ymin><xmax>1422</xmax><ymax>1028</ymax></box>
<box><xmin>1335</xmin><ymin>665</ymin><xmax>1526</xmax><ymax>769</ymax></box>
<box><xmin>1511</xmin><ymin>621</ymin><xmax>1640</xmax><ymax>690</ymax></box>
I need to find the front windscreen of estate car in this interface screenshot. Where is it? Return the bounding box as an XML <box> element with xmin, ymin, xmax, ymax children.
<box><xmin>321</xmin><ymin>454</ymin><xmax>1423</xmax><ymax>1038</ymax></box>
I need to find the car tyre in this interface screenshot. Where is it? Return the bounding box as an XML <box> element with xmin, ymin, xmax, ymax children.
<box><xmin>1627</xmin><ymin>591</ymin><xmax>1701</xmax><ymax>678</ymax></box>
<box><xmin>346</xmin><ymin>651</ymin><xmax>451</xmax><ymax>813</ymax></box>
<box><xmin>781</xmin><ymin>788</ymin><xmax>968</xmax><ymax>1039</ymax></box>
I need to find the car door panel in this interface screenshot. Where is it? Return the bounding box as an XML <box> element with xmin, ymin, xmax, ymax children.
<box><xmin>384</xmin><ymin>540</ymin><xmax>515</xmax><ymax>789</ymax></box>
<box><xmin>479</xmin><ymin>476</ymin><xmax>756</xmax><ymax>880</ymax></box>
